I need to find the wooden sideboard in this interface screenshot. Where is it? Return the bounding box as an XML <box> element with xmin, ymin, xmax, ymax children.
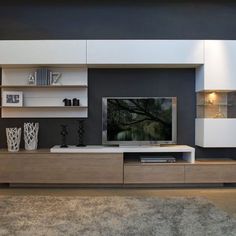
<box><xmin>0</xmin><ymin>148</ymin><xmax>235</xmax><ymax>185</ymax></box>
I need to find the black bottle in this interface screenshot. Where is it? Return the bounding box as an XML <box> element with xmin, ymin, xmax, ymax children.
<box><xmin>76</xmin><ymin>120</ymin><xmax>86</xmax><ymax>147</ymax></box>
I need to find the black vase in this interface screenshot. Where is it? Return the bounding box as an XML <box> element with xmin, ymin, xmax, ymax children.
<box><xmin>73</xmin><ymin>98</ymin><xmax>80</xmax><ymax>106</ymax></box>
<box><xmin>63</xmin><ymin>98</ymin><xmax>72</xmax><ymax>106</ymax></box>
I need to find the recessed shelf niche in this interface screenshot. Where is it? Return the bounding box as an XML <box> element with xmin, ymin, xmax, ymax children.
<box><xmin>196</xmin><ymin>91</ymin><xmax>236</xmax><ymax>118</ymax></box>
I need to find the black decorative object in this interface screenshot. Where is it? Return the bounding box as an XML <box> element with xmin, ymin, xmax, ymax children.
<box><xmin>63</xmin><ymin>98</ymin><xmax>72</xmax><ymax>106</ymax></box>
<box><xmin>76</xmin><ymin>120</ymin><xmax>86</xmax><ymax>147</ymax></box>
<box><xmin>60</xmin><ymin>125</ymin><xmax>68</xmax><ymax>148</ymax></box>
<box><xmin>73</xmin><ymin>98</ymin><xmax>80</xmax><ymax>106</ymax></box>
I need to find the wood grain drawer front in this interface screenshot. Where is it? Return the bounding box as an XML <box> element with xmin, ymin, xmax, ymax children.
<box><xmin>124</xmin><ymin>165</ymin><xmax>185</xmax><ymax>184</ymax></box>
<box><xmin>0</xmin><ymin>154</ymin><xmax>123</xmax><ymax>184</ymax></box>
<box><xmin>185</xmin><ymin>165</ymin><xmax>236</xmax><ymax>183</ymax></box>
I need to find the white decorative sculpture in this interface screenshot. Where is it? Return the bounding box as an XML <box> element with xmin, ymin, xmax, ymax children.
<box><xmin>6</xmin><ymin>127</ymin><xmax>21</xmax><ymax>152</ymax></box>
<box><xmin>24</xmin><ymin>122</ymin><xmax>39</xmax><ymax>151</ymax></box>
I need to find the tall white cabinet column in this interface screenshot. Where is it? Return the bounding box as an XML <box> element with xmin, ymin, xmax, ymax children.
<box><xmin>195</xmin><ymin>40</ymin><xmax>236</xmax><ymax>147</ymax></box>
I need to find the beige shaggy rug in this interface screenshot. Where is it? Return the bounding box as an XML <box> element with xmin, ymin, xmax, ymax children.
<box><xmin>0</xmin><ymin>196</ymin><xmax>235</xmax><ymax>236</ymax></box>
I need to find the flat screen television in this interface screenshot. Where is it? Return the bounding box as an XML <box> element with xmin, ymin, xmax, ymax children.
<box><xmin>102</xmin><ymin>97</ymin><xmax>177</xmax><ymax>145</ymax></box>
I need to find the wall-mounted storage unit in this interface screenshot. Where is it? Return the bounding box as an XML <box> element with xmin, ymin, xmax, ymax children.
<box><xmin>196</xmin><ymin>40</ymin><xmax>236</xmax><ymax>91</ymax></box>
<box><xmin>87</xmin><ymin>40</ymin><xmax>204</xmax><ymax>67</ymax></box>
<box><xmin>195</xmin><ymin>118</ymin><xmax>236</xmax><ymax>147</ymax></box>
<box><xmin>1</xmin><ymin>67</ymin><xmax>88</xmax><ymax>118</ymax></box>
<box><xmin>0</xmin><ymin>40</ymin><xmax>87</xmax><ymax>65</ymax></box>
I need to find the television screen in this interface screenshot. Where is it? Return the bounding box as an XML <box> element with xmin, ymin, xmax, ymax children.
<box><xmin>102</xmin><ymin>97</ymin><xmax>177</xmax><ymax>145</ymax></box>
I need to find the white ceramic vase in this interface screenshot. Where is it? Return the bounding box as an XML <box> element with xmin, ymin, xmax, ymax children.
<box><xmin>6</xmin><ymin>127</ymin><xmax>21</xmax><ymax>152</ymax></box>
<box><xmin>24</xmin><ymin>122</ymin><xmax>39</xmax><ymax>151</ymax></box>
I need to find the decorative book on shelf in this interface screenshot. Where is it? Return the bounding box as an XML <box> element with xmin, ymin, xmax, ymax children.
<box><xmin>29</xmin><ymin>67</ymin><xmax>61</xmax><ymax>86</ymax></box>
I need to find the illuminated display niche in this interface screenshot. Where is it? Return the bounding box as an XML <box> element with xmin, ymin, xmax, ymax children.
<box><xmin>196</xmin><ymin>91</ymin><xmax>236</xmax><ymax>118</ymax></box>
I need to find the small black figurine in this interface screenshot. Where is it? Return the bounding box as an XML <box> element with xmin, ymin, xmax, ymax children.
<box><xmin>73</xmin><ymin>98</ymin><xmax>80</xmax><ymax>106</ymax></box>
<box><xmin>76</xmin><ymin>119</ymin><xmax>86</xmax><ymax>147</ymax></box>
<box><xmin>60</xmin><ymin>125</ymin><xmax>68</xmax><ymax>148</ymax></box>
<box><xmin>63</xmin><ymin>98</ymin><xmax>72</xmax><ymax>106</ymax></box>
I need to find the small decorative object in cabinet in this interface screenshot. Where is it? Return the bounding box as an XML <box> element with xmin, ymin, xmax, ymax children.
<box><xmin>196</xmin><ymin>91</ymin><xmax>236</xmax><ymax>118</ymax></box>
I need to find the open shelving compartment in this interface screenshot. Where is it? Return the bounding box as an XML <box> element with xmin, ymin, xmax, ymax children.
<box><xmin>123</xmin><ymin>146</ymin><xmax>195</xmax><ymax>165</ymax></box>
<box><xmin>196</xmin><ymin>91</ymin><xmax>236</xmax><ymax>118</ymax></box>
<box><xmin>1</xmin><ymin>66</ymin><xmax>88</xmax><ymax>118</ymax></box>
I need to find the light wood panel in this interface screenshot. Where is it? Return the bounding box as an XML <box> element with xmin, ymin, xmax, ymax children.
<box><xmin>0</xmin><ymin>153</ymin><xmax>123</xmax><ymax>184</ymax></box>
<box><xmin>124</xmin><ymin>165</ymin><xmax>185</xmax><ymax>184</ymax></box>
<box><xmin>185</xmin><ymin>164</ymin><xmax>236</xmax><ymax>183</ymax></box>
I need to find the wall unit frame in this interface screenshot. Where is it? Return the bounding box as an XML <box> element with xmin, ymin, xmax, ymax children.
<box><xmin>1</xmin><ymin>67</ymin><xmax>88</xmax><ymax>118</ymax></box>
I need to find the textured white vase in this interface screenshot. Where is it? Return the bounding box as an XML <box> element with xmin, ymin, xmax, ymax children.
<box><xmin>24</xmin><ymin>122</ymin><xmax>39</xmax><ymax>151</ymax></box>
<box><xmin>6</xmin><ymin>127</ymin><xmax>21</xmax><ymax>152</ymax></box>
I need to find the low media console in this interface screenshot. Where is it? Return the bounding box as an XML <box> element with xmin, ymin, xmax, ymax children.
<box><xmin>0</xmin><ymin>145</ymin><xmax>235</xmax><ymax>185</ymax></box>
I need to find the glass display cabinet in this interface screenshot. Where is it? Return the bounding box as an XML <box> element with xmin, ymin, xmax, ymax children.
<box><xmin>196</xmin><ymin>91</ymin><xmax>236</xmax><ymax>118</ymax></box>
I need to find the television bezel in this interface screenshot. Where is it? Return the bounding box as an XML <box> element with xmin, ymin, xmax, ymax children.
<box><xmin>102</xmin><ymin>97</ymin><xmax>177</xmax><ymax>146</ymax></box>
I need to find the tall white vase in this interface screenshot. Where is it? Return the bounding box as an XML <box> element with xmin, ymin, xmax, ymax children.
<box><xmin>24</xmin><ymin>122</ymin><xmax>39</xmax><ymax>151</ymax></box>
<box><xmin>6</xmin><ymin>127</ymin><xmax>21</xmax><ymax>152</ymax></box>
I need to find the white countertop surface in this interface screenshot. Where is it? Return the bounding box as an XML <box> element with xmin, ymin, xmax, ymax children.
<box><xmin>50</xmin><ymin>145</ymin><xmax>195</xmax><ymax>153</ymax></box>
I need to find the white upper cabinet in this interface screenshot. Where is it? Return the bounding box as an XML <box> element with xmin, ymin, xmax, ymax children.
<box><xmin>87</xmin><ymin>40</ymin><xmax>204</xmax><ymax>66</ymax></box>
<box><xmin>0</xmin><ymin>40</ymin><xmax>87</xmax><ymax>65</ymax></box>
<box><xmin>196</xmin><ymin>40</ymin><xmax>236</xmax><ymax>91</ymax></box>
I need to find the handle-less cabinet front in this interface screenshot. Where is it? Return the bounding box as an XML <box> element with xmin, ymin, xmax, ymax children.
<box><xmin>0</xmin><ymin>153</ymin><xmax>123</xmax><ymax>184</ymax></box>
<box><xmin>124</xmin><ymin>165</ymin><xmax>185</xmax><ymax>184</ymax></box>
<box><xmin>87</xmin><ymin>40</ymin><xmax>204</xmax><ymax>66</ymax></box>
<box><xmin>196</xmin><ymin>40</ymin><xmax>236</xmax><ymax>91</ymax></box>
<box><xmin>0</xmin><ymin>40</ymin><xmax>87</xmax><ymax>65</ymax></box>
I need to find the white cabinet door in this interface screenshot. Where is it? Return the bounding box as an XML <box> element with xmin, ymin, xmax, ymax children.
<box><xmin>195</xmin><ymin>118</ymin><xmax>236</xmax><ymax>147</ymax></box>
<box><xmin>87</xmin><ymin>40</ymin><xmax>204</xmax><ymax>66</ymax></box>
<box><xmin>196</xmin><ymin>40</ymin><xmax>236</xmax><ymax>91</ymax></box>
<box><xmin>0</xmin><ymin>40</ymin><xmax>86</xmax><ymax>65</ymax></box>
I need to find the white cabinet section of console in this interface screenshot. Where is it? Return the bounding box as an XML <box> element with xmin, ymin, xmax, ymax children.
<box><xmin>196</xmin><ymin>40</ymin><xmax>236</xmax><ymax>91</ymax></box>
<box><xmin>0</xmin><ymin>40</ymin><xmax>86</xmax><ymax>65</ymax></box>
<box><xmin>195</xmin><ymin>118</ymin><xmax>236</xmax><ymax>147</ymax></box>
<box><xmin>87</xmin><ymin>40</ymin><xmax>204</xmax><ymax>67</ymax></box>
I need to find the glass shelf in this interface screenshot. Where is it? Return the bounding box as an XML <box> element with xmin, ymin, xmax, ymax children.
<box><xmin>196</xmin><ymin>91</ymin><xmax>236</xmax><ymax>118</ymax></box>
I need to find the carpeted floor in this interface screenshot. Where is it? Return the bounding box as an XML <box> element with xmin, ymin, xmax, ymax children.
<box><xmin>0</xmin><ymin>196</ymin><xmax>235</xmax><ymax>236</ymax></box>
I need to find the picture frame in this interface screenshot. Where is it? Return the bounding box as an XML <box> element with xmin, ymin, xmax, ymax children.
<box><xmin>2</xmin><ymin>91</ymin><xmax>23</xmax><ymax>107</ymax></box>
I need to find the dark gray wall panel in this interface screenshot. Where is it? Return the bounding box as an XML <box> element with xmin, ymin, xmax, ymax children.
<box><xmin>0</xmin><ymin>0</ymin><xmax>236</xmax><ymax>39</ymax></box>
